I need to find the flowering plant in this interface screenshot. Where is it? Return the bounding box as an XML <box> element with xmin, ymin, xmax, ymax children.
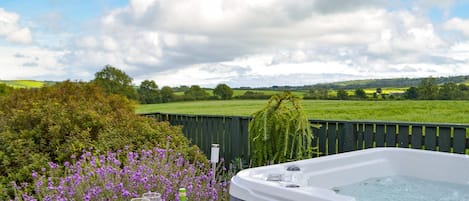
<box><xmin>14</xmin><ymin>147</ymin><xmax>229</xmax><ymax>201</ymax></box>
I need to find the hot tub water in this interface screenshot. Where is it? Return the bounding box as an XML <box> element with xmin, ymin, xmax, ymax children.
<box><xmin>334</xmin><ymin>176</ymin><xmax>469</xmax><ymax>201</ymax></box>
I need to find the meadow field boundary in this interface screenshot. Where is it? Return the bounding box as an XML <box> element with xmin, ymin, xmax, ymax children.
<box><xmin>137</xmin><ymin>100</ymin><xmax>469</xmax><ymax>124</ymax></box>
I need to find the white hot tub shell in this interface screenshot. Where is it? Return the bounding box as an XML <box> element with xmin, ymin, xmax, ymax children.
<box><xmin>229</xmin><ymin>148</ymin><xmax>469</xmax><ymax>201</ymax></box>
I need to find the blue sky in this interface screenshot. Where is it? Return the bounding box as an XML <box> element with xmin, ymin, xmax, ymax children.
<box><xmin>1</xmin><ymin>0</ymin><xmax>469</xmax><ymax>87</ymax></box>
<box><xmin>1</xmin><ymin>0</ymin><xmax>127</xmax><ymax>22</ymax></box>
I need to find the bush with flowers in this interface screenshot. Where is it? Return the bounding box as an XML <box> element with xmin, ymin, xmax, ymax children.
<box><xmin>0</xmin><ymin>81</ymin><xmax>210</xmax><ymax>199</ymax></box>
<box><xmin>13</xmin><ymin>145</ymin><xmax>230</xmax><ymax>201</ymax></box>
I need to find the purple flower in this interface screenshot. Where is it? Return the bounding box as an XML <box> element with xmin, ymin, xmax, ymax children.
<box><xmin>48</xmin><ymin>162</ymin><xmax>59</xmax><ymax>169</ymax></box>
<box><xmin>15</xmin><ymin>146</ymin><xmax>229</xmax><ymax>200</ymax></box>
<box><xmin>32</xmin><ymin>171</ymin><xmax>38</xmax><ymax>179</ymax></box>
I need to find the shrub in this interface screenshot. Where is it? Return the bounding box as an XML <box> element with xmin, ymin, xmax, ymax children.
<box><xmin>234</xmin><ymin>91</ymin><xmax>272</xmax><ymax>99</ymax></box>
<box><xmin>248</xmin><ymin>92</ymin><xmax>318</xmax><ymax>166</ymax></box>
<box><xmin>0</xmin><ymin>81</ymin><xmax>204</xmax><ymax>199</ymax></box>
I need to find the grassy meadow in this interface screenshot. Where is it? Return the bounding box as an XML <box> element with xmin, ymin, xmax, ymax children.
<box><xmin>0</xmin><ymin>80</ymin><xmax>50</xmax><ymax>88</ymax></box>
<box><xmin>137</xmin><ymin>100</ymin><xmax>469</xmax><ymax>124</ymax></box>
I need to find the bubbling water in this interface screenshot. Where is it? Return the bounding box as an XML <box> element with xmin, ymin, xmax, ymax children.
<box><xmin>334</xmin><ymin>176</ymin><xmax>469</xmax><ymax>201</ymax></box>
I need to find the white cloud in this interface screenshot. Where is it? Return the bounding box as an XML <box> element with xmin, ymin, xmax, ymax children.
<box><xmin>2</xmin><ymin>0</ymin><xmax>469</xmax><ymax>87</ymax></box>
<box><xmin>0</xmin><ymin>8</ymin><xmax>32</xmax><ymax>44</ymax></box>
<box><xmin>444</xmin><ymin>17</ymin><xmax>469</xmax><ymax>37</ymax></box>
<box><xmin>54</xmin><ymin>0</ymin><xmax>468</xmax><ymax>87</ymax></box>
<box><xmin>0</xmin><ymin>46</ymin><xmax>65</xmax><ymax>80</ymax></box>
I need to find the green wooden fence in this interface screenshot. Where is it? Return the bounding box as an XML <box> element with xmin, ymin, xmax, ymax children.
<box><xmin>143</xmin><ymin>112</ymin><xmax>469</xmax><ymax>165</ymax></box>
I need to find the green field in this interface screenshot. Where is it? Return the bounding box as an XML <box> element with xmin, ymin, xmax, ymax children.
<box><xmin>137</xmin><ymin>100</ymin><xmax>469</xmax><ymax>124</ymax></box>
<box><xmin>174</xmin><ymin>89</ymin><xmax>307</xmax><ymax>97</ymax></box>
<box><xmin>0</xmin><ymin>80</ymin><xmax>49</xmax><ymax>88</ymax></box>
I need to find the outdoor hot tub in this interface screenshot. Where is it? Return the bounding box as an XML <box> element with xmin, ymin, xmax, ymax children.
<box><xmin>229</xmin><ymin>148</ymin><xmax>469</xmax><ymax>201</ymax></box>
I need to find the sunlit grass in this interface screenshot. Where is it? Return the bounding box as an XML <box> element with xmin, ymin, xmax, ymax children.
<box><xmin>137</xmin><ymin>100</ymin><xmax>469</xmax><ymax>124</ymax></box>
<box><xmin>0</xmin><ymin>80</ymin><xmax>46</xmax><ymax>88</ymax></box>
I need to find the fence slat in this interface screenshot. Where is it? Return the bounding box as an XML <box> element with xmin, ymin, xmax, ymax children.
<box><xmin>376</xmin><ymin>124</ymin><xmax>385</xmax><ymax>147</ymax></box>
<box><xmin>411</xmin><ymin>126</ymin><xmax>423</xmax><ymax>149</ymax></box>
<box><xmin>386</xmin><ymin>124</ymin><xmax>397</xmax><ymax>147</ymax></box>
<box><xmin>438</xmin><ymin>127</ymin><xmax>451</xmax><ymax>152</ymax></box>
<box><xmin>425</xmin><ymin>126</ymin><xmax>437</xmax><ymax>151</ymax></box>
<box><xmin>364</xmin><ymin>124</ymin><xmax>374</xmax><ymax>149</ymax></box>
<box><xmin>453</xmin><ymin>127</ymin><xmax>466</xmax><ymax>154</ymax></box>
<box><xmin>356</xmin><ymin>123</ymin><xmax>364</xmax><ymax>150</ymax></box>
<box><xmin>398</xmin><ymin>125</ymin><xmax>409</xmax><ymax>148</ymax></box>
<box><xmin>231</xmin><ymin>117</ymin><xmax>241</xmax><ymax>160</ymax></box>
<box><xmin>317</xmin><ymin>122</ymin><xmax>327</xmax><ymax>156</ymax></box>
<box><xmin>338</xmin><ymin>123</ymin><xmax>345</xmax><ymax>153</ymax></box>
<box><xmin>328</xmin><ymin>123</ymin><xmax>338</xmax><ymax>155</ymax></box>
<box><xmin>342</xmin><ymin>123</ymin><xmax>356</xmax><ymax>152</ymax></box>
<box><xmin>240</xmin><ymin>118</ymin><xmax>249</xmax><ymax>160</ymax></box>
<box><xmin>197</xmin><ymin>116</ymin><xmax>204</xmax><ymax>152</ymax></box>
<box><xmin>224</xmin><ymin>117</ymin><xmax>232</xmax><ymax>164</ymax></box>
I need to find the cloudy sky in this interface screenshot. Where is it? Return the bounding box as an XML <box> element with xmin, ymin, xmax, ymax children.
<box><xmin>1</xmin><ymin>0</ymin><xmax>469</xmax><ymax>87</ymax></box>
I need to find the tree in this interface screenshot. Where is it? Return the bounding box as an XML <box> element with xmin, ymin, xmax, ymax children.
<box><xmin>138</xmin><ymin>80</ymin><xmax>161</xmax><ymax>104</ymax></box>
<box><xmin>249</xmin><ymin>92</ymin><xmax>318</xmax><ymax>166</ymax></box>
<box><xmin>184</xmin><ymin>85</ymin><xmax>210</xmax><ymax>100</ymax></box>
<box><xmin>404</xmin><ymin>87</ymin><xmax>418</xmax><ymax>99</ymax></box>
<box><xmin>459</xmin><ymin>84</ymin><xmax>469</xmax><ymax>91</ymax></box>
<box><xmin>439</xmin><ymin>82</ymin><xmax>460</xmax><ymax>100</ymax></box>
<box><xmin>417</xmin><ymin>77</ymin><xmax>438</xmax><ymax>100</ymax></box>
<box><xmin>91</xmin><ymin>65</ymin><xmax>137</xmax><ymax>100</ymax></box>
<box><xmin>304</xmin><ymin>87</ymin><xmax>328</xmax><ymax>99</ymax></box>
<box><xmin>213</xmin><ymin>83</ymin><xmax>233</xmax><ymax>100</ymax></box>
<box><xmin>336</xmin><ymin>89</ymin><xmax>348</xmax><ymax>100</ymax></box>
<box><xmin>354</xmin><ymin>89</ymin><xmax>367</xmax><ymax>99</ymax></box>
<box><xmin>160</xmin><ymin>86</ymin><xmax>175</xmax><ymax>103</ymax></box>
<box><xmin>376</xmin><ymin>88</ymin><xmax>382</xmax><ymax>94</ymax></box>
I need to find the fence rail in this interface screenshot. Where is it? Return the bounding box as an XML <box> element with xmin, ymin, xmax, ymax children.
<box><xmin>143</xmin><ymin>112</ymin><xmax>469</xmax><ymax>164</ymax></box>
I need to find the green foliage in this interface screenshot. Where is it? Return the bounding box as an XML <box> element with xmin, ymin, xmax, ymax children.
<box><xmin>304</xmin><ymin>88</ymin><xmax>328</xmax><ymax>99</ymax></box>
<box><xmin>248</xmin><ymin>92</ymin><xmax>317</xmax><ymax>166</ymax></box>
<box><xmin>183</xmin><ymin>85</ymin><xmax>210</xmax><ymax>100</ymax></box>
<box><xmin>235</xmin><ymin>91</ymin><xmax>272</xmax><ymax>99</ymax></box>
<box><xmin>0</xmin><ymin>83</ymin><xmax>13</xmax><ymax>96</ymax></box>
<box><xmin>376</xmin><ymin>88</ymin><xmax>382</xmax><ymax>94</ymax></box>
<box><xmin>439</xmin><ymin>82</ymin><xmax>462</xmax><ymax>100</ymax></box>
<box><xmin>0</xmin><ymin>81</ymin><xmax>203</xmax><ymax>199</ymax></box>
<box><xmin>354</xmin><ymin>89</ymin><xmax>367</xmax><ymax>99</ymax></box>
<box><xmin>92</xmin><ymin>65</ymin><xmax>138</xmax><ymax>100</ymax></box>
<box><xmin>160</xmin><ymin>86</ymin><xmax>175</xmax><ymax>103</ymax></box>
<box><xmin>336</xmin><ymin>89</ymin><xmax>348</xmax><ymax>100</ymax></box>
<box><xmin>310</xmin><ymin>75</ymin><xmax>469</xmax><ymax>90</ymax></box>
<box><xmin>138</xmin><ymin>80</ymin><xmax>161</xmax><ymax>104</ymax></box>
<box><xmin>213</xmin><ymin>83</ymin><xmax>233</xmax><ymax>100</ymax></box>
<box><xmin>417</xmin><ymin>77</ymin><xmax>439</xmax><ymax>100</ymax></box>
<box><xmin>404</xmin><ymin>87</ymin><xmax>418</xmax><ymax>99</ymax></box>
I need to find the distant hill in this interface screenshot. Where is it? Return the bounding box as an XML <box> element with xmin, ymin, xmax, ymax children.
<box><xmin>251</xmin><ymin>75</ymin><xmax>469</xmax><ymax>91</ymax></box>
<box><xmin>315</xmin><ymin>75</ymin><xmax>469</xmax><ymax>89</ymax></box>
<box><xmin>0</xmin><ymin>80</ymin><xmax>55</xmax><ymax>88</ymax></box>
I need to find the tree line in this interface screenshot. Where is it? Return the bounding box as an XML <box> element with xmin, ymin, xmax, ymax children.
<box><xmin>304</xmin><ymin>77</ymin><xmax>469</xmax><ymax>100</ymax></box>
<box><xmin>2</xmin><ymin>65</ymin><xmax>469</xmax><ymax>102</ymax></box>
